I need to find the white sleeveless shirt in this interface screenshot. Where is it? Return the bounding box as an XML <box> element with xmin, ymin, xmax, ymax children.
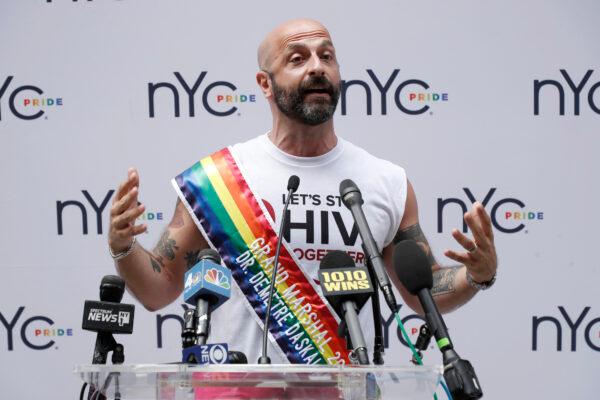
<box><xmin>206</xmin><ymin>133</ymin><xmax>407</xmax><ymax>363</ymax></box>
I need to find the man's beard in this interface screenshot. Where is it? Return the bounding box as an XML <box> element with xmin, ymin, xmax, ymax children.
<box><xmin>270</xmin><ymin>73</ymin><xmax>340</xmax><ymax>126</ymax></box>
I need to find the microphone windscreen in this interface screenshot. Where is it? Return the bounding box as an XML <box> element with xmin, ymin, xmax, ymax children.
<box><xmin>198</xmin><ymin>248</ymin><xmax>221</xmax><ymax>265</ymax></box>
<box><xmin>339</xmin><ymin>179</ymin><xmax>363</xmax><ymax>207</ymax></box>
<box><xmin>339</xmin><ymin>179</ymin><xmax>357</xmax><ymax>196</ymax></box>
<box><xmin>101</xmin><ymin>275</ymin><xmax>125</xmax><ymax>289</ymax></box>
<box><xmin>287</xmin><ymin>175</ymin><xmax>300</xmax><ymax>192</ymax></box>
<box><xmin>393</xmin><ymin>240</ymin><xmax>433</xmax><ymax>295</ymax></box>
<box><xmin>228</xmin><ymin>350</ymin><xmax>248</xmax><ymax>364</ymax></box>
<box><xmin>100</xmin><ymin>275</ymin><xmax>125</xmax><ymax>302</ymax></box>
<box><xmin>320</xmin><ymin>250</ymin><xmax>356</xmax><ymax>270</ymax></box>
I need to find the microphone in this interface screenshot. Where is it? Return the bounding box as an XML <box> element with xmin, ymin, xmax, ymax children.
<box><xmin>82</xmin><ymin>275</ymin><xmax>134</xmax><ymax>400</ymax></box>
<box><xmin>181</xmin><ymin>346</ymin><xmax>248</xmax><ymax>365</ymax></box>
<box><xmin>181</xmin><ymin>308</ymin><xmax>196</xmax><ymax>349</ymax></box>
<box><xmin>288</xmin><ymin>175</ymin><xmax>300</xmax><ymax>193</ymax></box>
<box><xmin>82</xmin><ymin>275</ymin><xmax>134</xmax><ymax>364</ymax></box>
<box><xmin>318</xmin><ymin>250</ymin><xmax>374</xmax><ymax>365</ymax></box>
<box><xmin>100</xmin><ymin>275</ymin><xmax>125</xmax><ymax>303</ymax></box>
<box><xmin>339</xmin><ymin>179</ymin><xmax>398</xmax><ymax>313</ymax></box>
<box><xmin>183</xmin><ymin>249</ymin><xmax>231</xmax><ymax>346</ymax></box>
<box><xmin>227</xmin><ymin>350</ymin><xmax>248</xmax><ymax>364</ymax></box>
<box><xmin>181</xmin><ymin>249</ymin><xmax>232</xmax><ymax>364</ymax></box>
<box><xmin>258</xmin><ymin>175</ymin><xmax>299</xmax><ymax>364</ymax></box>
<box><xmin>361</xmin><ymin>242</ymin><xmax>385</xmax><ymax>365</ymax></box>
<box><xmin>394</xmin><ymin>240</ymin><xmax>483</xmax><ymax>400</ymax></box>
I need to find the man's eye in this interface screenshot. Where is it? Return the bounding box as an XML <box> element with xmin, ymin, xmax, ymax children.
<box><xmin>321</xmin><ymin>53</ymin><xmax>333</xmax><ymax>61</ymax></box>
<box><xmin>290</xmin><ymin>56</ymin><xmax>303</xmax><ymax>64</ymax></box>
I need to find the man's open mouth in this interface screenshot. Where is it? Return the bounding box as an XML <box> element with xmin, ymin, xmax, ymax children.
<box><xmin>303</xmin><ymin>88</ymin><xmax>331</xmax><ymax>96</ymax></box>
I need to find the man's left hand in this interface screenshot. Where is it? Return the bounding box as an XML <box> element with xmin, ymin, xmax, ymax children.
<box><xmin>443</xmin><ymin>202</ymin><xmax>498</xmax><ymax>283</ymax></box>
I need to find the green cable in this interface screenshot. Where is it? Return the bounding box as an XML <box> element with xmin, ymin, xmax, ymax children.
<box><xmin>394</xmin><ymin>312</ymin><xmax>423</xmax><ymax>364</ymax></box>
<box><xmin>394</xmin><ymin>312</ymin><xmax>439</xmax><ymax>400</ymax></box>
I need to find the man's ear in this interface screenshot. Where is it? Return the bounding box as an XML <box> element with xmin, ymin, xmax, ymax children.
<box><xmin>256</xmin><ymin>70</ymin><xmax>272</xmax><ymax>98</ymax></box>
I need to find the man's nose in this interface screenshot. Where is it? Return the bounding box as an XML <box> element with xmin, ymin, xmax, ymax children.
<box><xmin>307</xmin><ymin>53</ymin><xmax>325</xmax><ymax>76</ymax></box>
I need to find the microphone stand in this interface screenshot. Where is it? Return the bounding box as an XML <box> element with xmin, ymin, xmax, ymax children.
<box><xmin>88</xmin><ymin>332</ymin><xmax>124</xmax><ymax>400</ymax></box>
<box><xmin>258</xmin><ymin>186</ymin><xmax>294</xmax><ymax>364</ymax></box>
<box><xmin>363</xmin><ymin>246</ymin><xmax>385</xmax><ymax>365</ymax></box>
<box><xmin>340</xmin><ymin>180</ymin><xmax>398</xmax><ymax>314</ymax></box>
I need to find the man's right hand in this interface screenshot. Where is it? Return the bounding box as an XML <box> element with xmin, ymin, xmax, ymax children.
<box><xmin>109</xmin><ymin>167</ymin><xmax>208</xmax><ymax>311</ymax></box>
<box><xmin>109</xmin><ymin>167</ymin><xmax>148</xmax><ymax>253</ymax></box>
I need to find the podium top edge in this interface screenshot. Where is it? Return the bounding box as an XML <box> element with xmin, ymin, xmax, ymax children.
<box><xmin>74</xmin><ymin>363</ymin><xmax>443</xmax><ymax>375</ymax></box>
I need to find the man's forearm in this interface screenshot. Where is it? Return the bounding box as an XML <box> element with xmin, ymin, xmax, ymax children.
<box><xmin>392</xmin><ymin>222</ymin><xmax>479</xmax><ymax>314</ymax></box>
<box><xmin>431</xmin><ymin>265</ymin><xmax>478</xmax><ymax>314</ymax></box>
<box><xmin>114</xmin><ymin>242</ymin><xmax>179</xmax><ymax>311</ymax></box>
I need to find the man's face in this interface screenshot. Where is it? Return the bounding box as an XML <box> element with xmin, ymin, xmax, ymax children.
<box><xmin>267</xmin><ymin>36</ymin><xmax>341</xmax><ymax>125</ymax></box>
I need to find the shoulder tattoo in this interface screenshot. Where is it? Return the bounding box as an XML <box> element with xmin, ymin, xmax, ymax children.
<box><xmin>393</xmin><ymin>223</ymin><xmax>437</xmax><ymax>266</ymax></box>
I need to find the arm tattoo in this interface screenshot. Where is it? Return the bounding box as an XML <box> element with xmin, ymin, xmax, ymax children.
<box><xmin>393</xmin><ymin>223</ymin><xmax>437</xmax><ymax>266</ymax></box>
<box><xmin>184</xmin><ymin>250</ymin><xmax>202</xmax><ymax>268</ymax></box>
<box><xmin>431</xmin><ymin>266</ymin><xmax>460</xmax><ymax>296</ymax></box>
<box><xmin>147</xmin><ymin>230</ymin><xmax>179</xmax><ymax>274</ymax></box>
<box><xmin>156</xmin><ymin>231</ymin><xmax>178</xmax><ymax>261</ymax></box>
<box><xmin>149</xmin><ymin>254</ymin><xmax>164</xmax><ymax>273</ymax></box>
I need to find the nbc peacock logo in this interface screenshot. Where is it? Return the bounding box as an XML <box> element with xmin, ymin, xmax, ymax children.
<box><xmin>204</xmin><ymin>268</ymin><xmax>230</xmax><ymax>289</ymax></box>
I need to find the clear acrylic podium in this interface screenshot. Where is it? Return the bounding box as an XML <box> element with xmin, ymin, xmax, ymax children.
<box><xmin>75</xmin><ymin>363</ymin><xmax>442</xmax><ymax>399</ymax></box>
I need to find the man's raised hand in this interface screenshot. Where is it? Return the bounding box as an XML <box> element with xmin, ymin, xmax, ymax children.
<box><xmin>444</xmin><ymin>202</ymin><xmax>498</xmax><ymax>283</ymax></box>
<box><xmin>109</xmin><ymin>168</ymin><xmax>148</xmax><ymax>253</ymax></box>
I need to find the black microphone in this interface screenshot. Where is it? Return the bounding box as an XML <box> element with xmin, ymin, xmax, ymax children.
<box><xmin>339</xmin><ymin>179</ymin><xmax>398</xmax><ymax>313</ymax></box>
<box><xmin>181</xmin><ymin>308</ymin><xmax>196</xmax><ymax>349</ymax></box>
<box><xmin>100</xmin><ymin>275</ymin><xmax>125</xmax><ymax>303</ymax></box>
<box><xmin>82</xmin><ymin>275</ymin><xmax>134</xmax><ymax>400</ymax></box>
<box><xmin>227</xmin><ymin>350</ymin><xmax>248</xmax><ymax>364</ymax></box>
<box><xmin>82</xmin><ymin>276</ymin><xmax>134</xmax><ymax>363</ymax></box>
<box><xmin>318</xmin><ymin>250</ymin><xmax>374</xmax><ymax>365</ymax></box>
<box><xmin>287</xmin><ymin>175</ymin><xmax>300</xmax><ymax>193</ymax></box>
<box><xmin>258</xmin><ymin>175</ymin><xmax>299</xmax><ymax>364</ymax></box>
<box><xmin>362</xmin><ymin>242</ymin><xmax>385</xmax><ymax>365</ymax></box>
<box><xmin>394</xmin><ymin>240</ymin><xmax>483</xmax><ymax>400</ymax></box>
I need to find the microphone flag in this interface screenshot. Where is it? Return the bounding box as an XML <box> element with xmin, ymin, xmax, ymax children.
<box><xmin>183</xmin><ymin>258</ymin><xmax>232</xmax><ymax>308</ymax></box>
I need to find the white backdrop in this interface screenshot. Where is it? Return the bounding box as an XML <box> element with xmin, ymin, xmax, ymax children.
<box><xmin>1</xmin><ymin>1</ymin><xmax>599</xmax><ymax>399</ymax></box>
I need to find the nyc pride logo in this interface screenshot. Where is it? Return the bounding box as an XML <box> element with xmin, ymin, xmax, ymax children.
<box><xmin>0</xmin><ymin>76</ymin><xmax>63</xmax><ymax>121</ymax></box>
<box><xmin>0</xmin><ymin>306</ymin><xmax>74</xmax><ymax>351</ymax></box>
<box><xmin>204</xmin><ymin>269</ymin><xmax>230</xmax><ymax>289</ymax></box>
<box><xmin>148</xmin><ymin>72</ymin><xmax>257</xmax><ymax>118</ymax></box>
<box><xmin>339</xmin><ymin>69</ymin><xmax>449</xmax><ymax>116</ymax></box>
<box><xmin>437</xmin><ymin>188</ymin><xmax>544</xmax><ymax>234</ymax></box>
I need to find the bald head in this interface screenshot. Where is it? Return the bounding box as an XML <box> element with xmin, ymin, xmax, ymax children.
<box><xmin>257</xmin><ymin>19</ymin><xmax>333</xmax><ymax>71</ymax></box>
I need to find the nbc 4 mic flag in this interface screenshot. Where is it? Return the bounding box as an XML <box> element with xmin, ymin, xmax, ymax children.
<box><xmin>183</xmin><ymin>257</ymin><xmax>231</xmax><ymax>308</ymax></box>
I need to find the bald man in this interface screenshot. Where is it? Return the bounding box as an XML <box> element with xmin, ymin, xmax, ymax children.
<box><xmin>108</xmin><ymin>19</ymin><xmax>497</xmax><ymax>363</ymax></box>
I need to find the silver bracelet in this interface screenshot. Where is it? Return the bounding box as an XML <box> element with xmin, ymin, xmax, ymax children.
<box><xmin>466</xmin><ymin>270</ymin><xmax>496</xmax><ymax>291</ymax></box>
<box><xmin>109</xmin><ymin>237</ymin><xmax>137</xmax><ymax>261</ymax></box>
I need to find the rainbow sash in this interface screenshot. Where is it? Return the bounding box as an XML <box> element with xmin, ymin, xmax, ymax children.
<box><xmin>172</xmin><ymin>147</ymin><xmax>350</xmax><ymax>365</ymax></box>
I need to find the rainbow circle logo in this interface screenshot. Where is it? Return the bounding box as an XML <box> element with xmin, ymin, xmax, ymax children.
<box><xmin>204</xmin><ymin>268</ymin><xmax>230</xmax><ymax>289</ymax></box>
